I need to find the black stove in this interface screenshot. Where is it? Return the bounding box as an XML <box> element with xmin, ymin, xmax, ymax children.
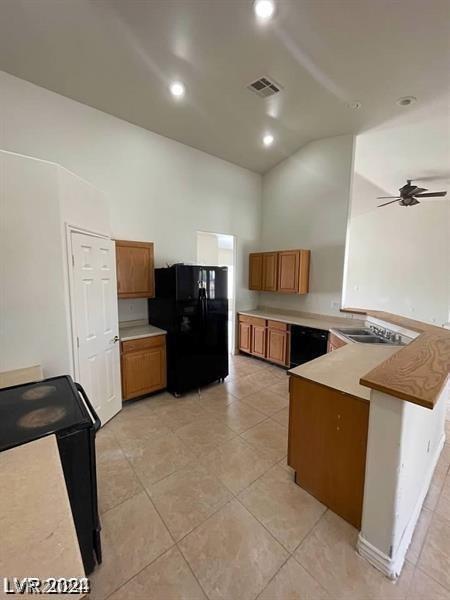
<box><xmin>0</xmin><ymin>376</ymin><xmax>92</xmax><ymax>450</ymax></box>
<box><xmin>0</xmin><ymin>375</ymin><xmax>102</xmax><ymax>574</ymax></box>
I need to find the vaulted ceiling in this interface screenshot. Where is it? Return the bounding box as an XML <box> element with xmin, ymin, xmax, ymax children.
<box><xmin>0</xmin><ymin>0</ymin><xmax>449</xmax><ymax>172</ymax></box>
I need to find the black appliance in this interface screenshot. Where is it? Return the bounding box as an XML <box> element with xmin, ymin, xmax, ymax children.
<box><xmin>148</xmin><ymin>264</ymin><xmax>228</xmax><ymax>395</ymax></box>
<box><xmin>0</xmin><ymin>375</ymin><xmax>101</xmax><ymax>575</ymax></box>
<box><xmin>290</xmin><ymin>325</ymin><xmax>328</xmax><ymax>367</ymax></box>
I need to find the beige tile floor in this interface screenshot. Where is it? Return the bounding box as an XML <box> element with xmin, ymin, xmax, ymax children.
<box><xmin>90</xmin><ymin>353</ymin><xmax>450</xmax><ymax>600</ymax></box>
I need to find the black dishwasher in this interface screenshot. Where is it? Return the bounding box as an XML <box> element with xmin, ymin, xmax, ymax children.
<box><xmin>290</xmin><ymin>325</ymin><xmax>328</xmax><ymax>367</ymax></box>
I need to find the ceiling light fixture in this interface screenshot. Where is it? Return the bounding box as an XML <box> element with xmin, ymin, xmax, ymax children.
<box><xmin>254</xmin><ymin>0</ymin><xmax>275</xmax><ymax>21</ymax></box>
<box><xmin>263</xmin><ymin>133</ymin><xmax>274</xmax><ymax>147</ymax></box>
<box><xmin>170</xmin><ymin>81</ymin><xmax>185</xmax><ymax>98</ymax></box>
<box><xmin>396</xmin><ymin>96</ymin><xmax>417</xmax><ymax>107</ymax></box>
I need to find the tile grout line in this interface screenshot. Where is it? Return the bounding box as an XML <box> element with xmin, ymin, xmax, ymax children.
<box><xmin>96</xmin><ymin>358</ymin><xmax>302</xmax><ymax>598</ymax></box>
<box><xmin>101</xmin><ymin>545</ymin><xmax>178</xmax><ymax>600</ymax></box>
<box><xmin>175</xmin><ymin>539</ymin><xmax>217</xmax><ymax>600</ymax></box>
<box><xmin>96</xmin><ymin>453</ymin><xmax>183</xmax><ymax>599</ymax></box>
<box><xmin>414</xmin><ymin>565</ymin><xmax>450</xmax><ymax>593</ymax></box>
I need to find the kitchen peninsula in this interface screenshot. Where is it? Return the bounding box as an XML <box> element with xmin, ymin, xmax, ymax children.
<box><xmin>288</xmin><ymin>309</ymin><xmax>450</xmax><ymax>579</ymax></box>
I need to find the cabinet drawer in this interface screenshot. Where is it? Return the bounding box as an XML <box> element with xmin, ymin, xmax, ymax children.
<box><xmin>239</xmin><ymin>315</ymin><xmax>266</xmax><ymax>327</ymax></box>
<box><xmin>121</xmin><ymin>335</ymin><xmax>165</xmax><ymax>353</ymax></box>
<box><xmin>267</xmin><ymin>320</ymin><xmax>288</xmax><ymax>332</ymax></box>
<box><xmin>239</xmin><ymin>314</ymin><xmax>266</xmax><ymax>328</ymax></box>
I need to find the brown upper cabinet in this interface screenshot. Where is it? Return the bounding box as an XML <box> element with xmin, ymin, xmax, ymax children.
<box><xmin>115</xmin><ymin>240</ymin><xmax>155</xmax><ymax>299</ymax></box>
<box><xmin>262</xmin><ymin>252</ymin><xmax>278</xmax><ymax>291</ymax></box>
<box><xmin>249</xmin><ymin>253</ymin><xmax>263</xmax><ymax>290</ymax></box>
<box><xmin>278</xmin><ymin>250</ymin><xmax>310</xmax><ymax>294</ymax></box>
<box><xmin>248</xmin><ymin>249</ymin><xmax>310</xmax><ymax>294</ymax></box>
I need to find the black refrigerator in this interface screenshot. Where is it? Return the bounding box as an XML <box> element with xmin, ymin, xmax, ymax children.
<box><xmin>148</xmin><ymin>264</ymin><xmax>228</xmax><ymax>395</ymax></box>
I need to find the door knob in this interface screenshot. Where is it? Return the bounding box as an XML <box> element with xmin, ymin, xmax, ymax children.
<box><xmin>112</xmin><ymin>335</ymin><xmax>119</xmax><ymax>343</ymax></box>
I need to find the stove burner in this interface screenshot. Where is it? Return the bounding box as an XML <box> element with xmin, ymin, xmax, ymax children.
<box><xmin>17</xmin><ymin>406</ymin><xmax>68</xmax><ymax>429</ymax></box>
<box><xmin>22</xmin><ymin>384</ymin><xmax>57</xmax><ymax>401</ymax></box>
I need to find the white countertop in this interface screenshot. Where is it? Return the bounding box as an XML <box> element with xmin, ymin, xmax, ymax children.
<box><xmin>0</xmin><ymin>436</ymin><xmax>85</xmax><ymax>597</ymax></box>
<box><xmin>119</xmin><ymin>320</ymin><xmax>167</xmax><ymax>341</ymax></box>
<box><xmin>239</xmin><ymin>307</ymin><xmax>364</xmax><ymax>332</ymax></box>
<box><xmin>289</xmin><ymin>343</ymin><xmax>399</xmax><ymax>400</ymax></box>
<box><xmin>0</xmin><ymin>365</ymin><xmax>43</xmax><ymax>389</ymax></box>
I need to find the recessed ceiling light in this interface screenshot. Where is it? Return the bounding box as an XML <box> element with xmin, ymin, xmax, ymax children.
<box><xmin>396</xmin><ymin>96</ymin><xmax>417</xmax><ymax>107</ymax></box>
<box><xmin>170</xmin><ymin>81</ymin><xmax>185</xmax><ymax>98</ymax></box>
<box><xmin>263</xmin><ymin>133</ymin><xmax>274</xmax><ymax>147</ymax></box>
<box><xmin>254</xmin><ymin>0</ymin><xmax>275</xmax><ymax>21</ymax></box>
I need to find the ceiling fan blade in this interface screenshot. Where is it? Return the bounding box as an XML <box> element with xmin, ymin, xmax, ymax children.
<box><xmin>414</xmin><ymin>191</ymin><xmax>447</xmax><ymax>198</ymax></box>
<box><xmin>378</xmin><ymin>199</ymin><xmax>400</xmax><ymax>207</ymax></box>
<box><xmin>412</xmin><ymin>187</ymin><xmax>427</xmax><ymax>195</ymax></box>
<box><xmin>377</xmin><ymin>196</ymin><xmax>400</xmax><ymax>199</ymax></box>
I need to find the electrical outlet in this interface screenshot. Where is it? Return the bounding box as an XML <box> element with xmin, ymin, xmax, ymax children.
<box><xmin>331</xmin><ymin>301</ymin><xmax>341</xmax><ymax>310</ymax></box>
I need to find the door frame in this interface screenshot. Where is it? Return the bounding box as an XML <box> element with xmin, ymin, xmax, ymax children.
<box><xmin>65</xmin><ymin>223</ymin><xmax>115</xmax><ymax>382</ymax></box>
<box><xmin>196</xmin><ymin>230</ymin><xmax>237</xmax><ymax>354</ymax></box>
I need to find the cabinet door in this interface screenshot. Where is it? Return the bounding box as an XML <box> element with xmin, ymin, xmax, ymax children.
<box><xmin>116</xmin><ymin>240</ymin><xmax>155</xmax><ymax>298</ymax></box>
<box><xmin>277</xmin><ymin>250</ymin><xmax>310</xmax><ymax>294</ymax></box>
<box><xmin>249</xmin><ymin>253</ymin><xmax>263</xmax><ymax>290</ymax></box>
<box><xmin>297</xmin><ymin>249</ymin><xmax>311</xmax><ymax>294</ymax></box>
<box><xmin>239</xmin><ymin>321</ymin><xmax>252</xmax><ymax>353</ymax></box>
<box><xmin>267</xmin><ymin>328</ymin><xmax>288</xmax><ymax>365</ymax></box>
<box><xmin>262</xmin><ymin>252</ymin><xmax>278</xmax><ymax>291</ymax></box>
<box><xmin>277</xmin><ymin>250</ymin><xmax>300</xmax><ymax>293</ymax></box>
<box><xmin>122</xmin><ymin>345</ymin><xmax>166</xmax><ymax>400</ymax></box>
<box><xmin>251</xmin><ymin>325</ymin><xmax>266</xmax><ymax>358</ymax></box>
<box><xmin>288</xmin><ymin>377</ymin><xmax>369</xmax><ymax>528</ymax></box>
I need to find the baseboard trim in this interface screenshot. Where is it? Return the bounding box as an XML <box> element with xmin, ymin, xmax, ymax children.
<box><xmin>357</xmin><ymin>432</ymin><xmax>445</xmax><ymax>579</ymax></box>
<box><xmin>357</xmin><ymin>536</ymin><xmax>397</xmax><ymax>579</ymax></box>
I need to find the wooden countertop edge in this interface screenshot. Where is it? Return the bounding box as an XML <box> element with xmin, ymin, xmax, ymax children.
<box><xmin>342</xmin><ymin>308</ymin><xmax>450</xmax><ymax>410</ymax></box>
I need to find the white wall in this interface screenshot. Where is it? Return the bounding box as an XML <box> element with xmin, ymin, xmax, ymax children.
<box><xmin>0</xmin><ymin>71</ymin><xmax>261</xmax><ymax>323</ymax></box>
<box><xmin>343</xmin><ymin>98</ymin><xmax>450</xmax><ymax>325</ymax></box>
<box><xmin>0</xmin><ymin>152</ymin><xmax>70</xmax><ymax>375</ymax></box>
<box><xmin>0</xmin><ymin>150</ymin><xmax>110</xmax><ymax>376</ymax></box>
<box><xmin>259</xmin><ymin>135</ymin><xmax>354</xmax><ymax>316</ymax></box>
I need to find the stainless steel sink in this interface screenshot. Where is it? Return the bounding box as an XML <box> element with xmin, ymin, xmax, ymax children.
<box><xmin>337</xmin><ymin>328</ymin><xmax>372</xmax><ymax>336</ymax></box>
<box><xmin>346</xmin><ymin>334</ymin><xmax>389</xmax><ymax>344</ymax></box>
<box><xmin>334</xmin><ymin>327</ymin><xmax>404</xmax><ymax>346</ymax></box>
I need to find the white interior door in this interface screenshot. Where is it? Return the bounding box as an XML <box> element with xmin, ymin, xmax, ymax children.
<box><xmin>71</xmin><ymin>231</ymin><xmax>121</xmax><ymax>425</ymax></box>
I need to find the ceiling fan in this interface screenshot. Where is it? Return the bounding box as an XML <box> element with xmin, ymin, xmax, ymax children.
<box><xmin>377</xmin><ymin>179</ymin><xmax>447</xmax><ymax>207</ymax></box>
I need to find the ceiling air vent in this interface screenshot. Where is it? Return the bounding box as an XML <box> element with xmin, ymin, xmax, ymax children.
<box><xmin>247</xmin><ymin>76</ymin><xmax>282</xmax><ymax>98</ymax></box>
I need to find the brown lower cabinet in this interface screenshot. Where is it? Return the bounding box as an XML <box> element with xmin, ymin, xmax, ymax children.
<box><xmin>266</xmin><ymin>320</ymin><xmax>288</xmax><ymax>365</ymax></box>
<box><xmin>238</xmin><ymin>314</ymin><xmax>289</xmax><ymax>367</ymax></box>
<box><xmin>251</xmin><ymin>324</ymin><xmax>267</xmax><ymax>358</ymax></box>
<box><xmin>238</xmin><ymin>320</ymin><xmax>252</xmax><ymax>353</ymax></box>
<box><xmin>121</xmin><ymin>335</ymin><xmax>167</xmax><ymax>400</ymax></box>
<box><xmin>288</xmin><ymin>376</ymin><xmax>369</xmax><ymax>528</ymax></box>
